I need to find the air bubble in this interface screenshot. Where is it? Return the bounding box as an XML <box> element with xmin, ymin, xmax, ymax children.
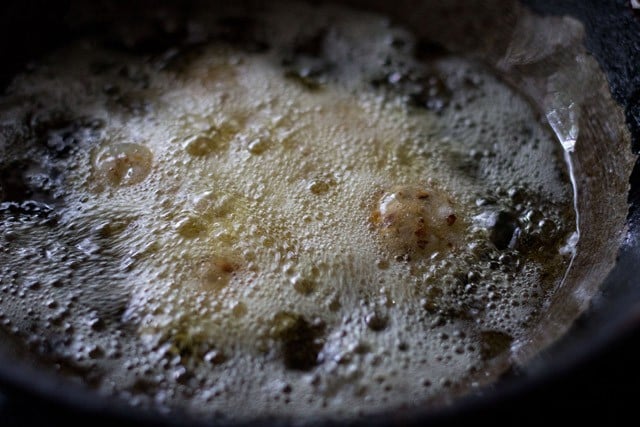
<box><xmin>311</xmin><ymin>180</ymin><xmax>331</xmax><ymax>195</ymax></box>
<box><xmin>94</xmin><ymin>143</ymin><xmax>153</xmax><ymax>186</ymax></box>
<box><xmin>247</xmin><ymin>138</ymin><xmax>269</xmax><ymax>155</ymax></box>
<box><xmin>292</xmin><ymin>277</ymin><xmax>317</xmax><ymax>296</ymax></box>
<box><xmin>185</xmin><ymin>135</ymin><xmax>218</xmax><ymax>157</ymax></box>
<box><xmin>231</xmin><ymin>301</ymin><xmax>247</xmax><ymax>318</ymax></box>
<box><xmin>365</xmin><ymin>312</ymin><xmax>388</xmax><ymax>332</ymax></box>
<box><xmin>175</xmin><ymin>216</ymin><xmax>206</xmax><ymax>238</ymax></box>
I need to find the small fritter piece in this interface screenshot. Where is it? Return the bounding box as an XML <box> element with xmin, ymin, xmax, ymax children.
<box><xmin>371</xmin><ymin>184</ymin><xmax>465</xmax><ymax>258</ymax></box>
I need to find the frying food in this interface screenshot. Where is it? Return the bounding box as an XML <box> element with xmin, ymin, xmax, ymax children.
<box><xmin>0</xmin><ymin>1</ymin><xmax>576</xmax><ymax>421</ymax></box>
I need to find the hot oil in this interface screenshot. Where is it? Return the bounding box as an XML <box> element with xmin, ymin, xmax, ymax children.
<box><xmin>0</xmin><ymin>2</ymin><xmax>575</xmax><ymax>421</ymax></box>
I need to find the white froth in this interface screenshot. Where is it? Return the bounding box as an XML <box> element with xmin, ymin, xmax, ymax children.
<box><xmin>0</xmin><ymin>2</ymin><xmax>575</xmax><ymax>422</ymax></box>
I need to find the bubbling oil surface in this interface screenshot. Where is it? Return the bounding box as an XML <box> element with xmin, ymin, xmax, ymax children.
<box><xmin>0</xmin><ymin>2</ymin><xmax>575</xmax><ymax>422</ymax></box>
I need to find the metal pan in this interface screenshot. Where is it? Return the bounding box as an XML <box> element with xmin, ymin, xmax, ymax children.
<box><xmin>0</xmin><ymin>0</ymin><xmax>639</xmax><ymax>424</ymax></box>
